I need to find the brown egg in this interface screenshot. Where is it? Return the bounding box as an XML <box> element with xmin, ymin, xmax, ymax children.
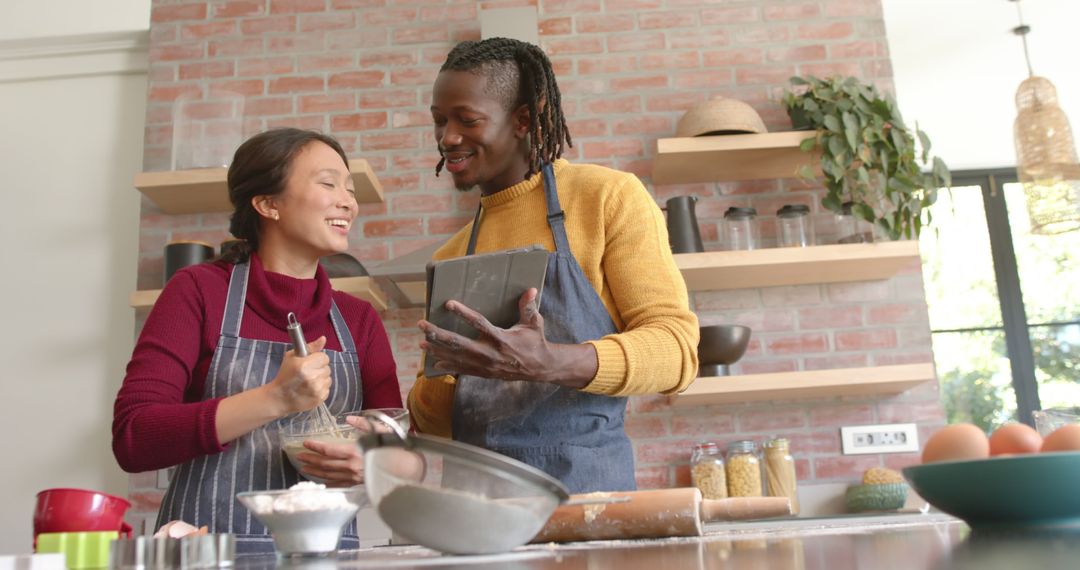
<box><xmin>1040</xmin><ymin>424</ymin><xmax>1080</xmax><ymax>452</ymax></box>
<box><xmin>989</xmin><ymin>423</ymin><xmax>1043</xmax><ymax>456</ymax></box>
<box><xmin>922</xmin><ymin>423</ymin><xmax>990</xmax><ymax>464</ymax></box>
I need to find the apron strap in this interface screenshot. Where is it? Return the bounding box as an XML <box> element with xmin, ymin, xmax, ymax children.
<box><xmin>328</xmin><ymin>300</ymin><xmax>359</xmax><ymax>355</ymax></box>
<box><xmin>221</xmin><ymin>261</ymin><xmax>250</xmax><ymax>338</ymax></box>
<box><xmin>465</xmin><ymin>204</ymin><xmax>483</xmax><ymax>256</ymax></box>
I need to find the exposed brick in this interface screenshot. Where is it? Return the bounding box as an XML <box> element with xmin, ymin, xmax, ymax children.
<box><xmin>577</xmin><ymin>55</ymin><xmax>636</xmax><ymax>75</ymax></box>
<box><xmin>675</xmin><ymin>70</ymin><xmax>733</xmax><ymax>89</ymax></box>
<box><xmin>583</xmin><ymin>139</ymin><xmax>643</xmax><ymax>159</ymax></box>
<box><xmin>813</xmin><ymin>455</ymin><xmax>880</xmax><ymax>480</ymax></box>
<box><xmin>872</xmin><ymin>351</ymin><xmax>933</xmax><ymax>366</ymax></box>
<box><xmin>825</xmin><ymin>0</ymin><xmax>882</xmax><ymax>18</ymax></box>
<box><xmin>701</xmin><ymin>6</ymin><xmax>760</xmax><ymax>25</ymax></box>
<box><xmin>297</xmin><ymin>93</ymin><xmax>353</xmax><ymax>113</ymax></box>
<box><xmin>267</xmin><ymin>115</ymin><xmax>325</xmax><ymax>129</ymax></box>
<box><xmin>542</xmin><ymin>0</ymin><xmax>601</xmax><ymax>14</ymax></box>
<box><xmin>390</xmin><ymin>67</ymin><xmax>438</xmax><ymax>86</ymax></box>
<box><xmin>607</xmin><ymin>32</ymin><xmax>665</xmax><ymax>53</ymax></box>
<box><xmin>736</xmin><ymin>65</ymin><xmax>795</xmax><ymax>86</ymax></box>
<box><xmin>734</xmin><ymin>25</ymin><xmax>790</xmax><ymax>44</ymax></box>
<box><xmin>376</xmin><ymin>174</ymin><xmax>422</xmax><ymax>193</ymax></box>
<box><xmin>428</xmin><ymin>215</ymin><xmax>471</xmax><ymax>235</ymax></box>
<box><xmin>670</xmin><ymin>29</ymin><xmax>731</xmax><ymax>49</ymax></box>
<box><xmin>268</xmin><ymin>75</ymin><xmax>324</xmax><ymax>94</ymax></box>
<box><xmin>640</xmin><ymin>51</ymin><xmax>699</xmax><ymax>70</ymax></box>
<box><xmin>358</xmin><ymin>89</ymin><xmax>417</xmax><ymax>109</ymax></box>
<box><xmin>268</xmin><ymin>34</ymin><xmax>325</xmax><ymax>53</ymax></box>
<box><xmin>827</xmin><ymin>281</ymin><xmax>890</xmax><ymax>303</ymax></box>
<box><xmin>298</xmin><ymin>53</ymin><xmax>355</xmax><ymax>71</ymax></box>
<box><xmin>765</xmin><ymin>3</ymin><xmax>821</xmax><ymax>21</ymax></box>
<box><xmin>361</xmin><ymin>132</ymin><xmax>420</xmax><ymax>151</ymax></box>
<box><xmin>394</xmin><ymin>25</ymin><xmax>448</xmax><ymax>44</ymax></box>
<box><xmin>644</xmin><ymin>91</ymin><xmax>707</xmax><ymax>112</ymax></box>
<box><xmin>610</xmin><ymin>75</ymin><xmax>669</xmax><ymax>91</ymax></box>
<box><xmin>577</xmin><ymin>13</ymin><xmax>634</xmax><ymax>33</ymax></box>
<box><xmin>240</xmin><ymin>15</ymin><xmax>297</xmax><ymax>35</ymax></box>
<box><xmin>270</xmin><ymin>0</ymin><xmax>327</xmax><ymax>14</ymax></box>
<box><xmin>213</xmin><ymin>1</ymin><xmax>266</xmax><ymax>18</ymax></box>
<box><xmin>803</xmin><ymin>353</ymin><xmax>869</xmax><ymax>370</ymax></box>
<box><xmin>148</xmin><ymin>83</ymin><xmax>204</xmax><ymax>102</ymax></box>
<box><xmin>539</xmin><ymin>17</ymin><xmax>572</xmax><ymax>36</ymax></box>
<box><xmin>331</xmin><ymin>112</ymin><xmax>388</xmax><ymax>131</ymax></box>
<box><xmin>693</xmin><ymin>289</ymin><xmax>761</xmax><ymax>311</ymax></box>
<box><xmin>867</xmin><ymin>303</ymin><xmax>926</xmax><ymax>325</ymax></box>
<box><xmin>768</xmin><ymin>45</ymin><xmax>828</xmax><ymax>63</ymax></box>
<box><xmin>798</xmin><ymin>306</ymin><xmax>863</xmax><ymax>329</ymax></box>
<box><xmin>150</xmin><ymin>44</ymin><xmax>204</xmax><ymax>61</ymax></box>
<box><xmin>362</xmin><ymin>7</ymin><xmax>418</xmax><ymax>25</ymax></box>
<box><xmin>634</xmin><ymin>439</ymin><xmax>698</xmax><ymax>465</ymax></box>
<box><xmin>638</xmin><ymin>10</ymin><xmax>697</xmax><ymax>29</ymax></box>
<box><xmin>635</xmin><ymin>466</ymin><xmax>671</xmax><ymax>489</ymax></box>
<box><xmin>738</xmin><ymin>408</ymin><xmax>806</xmax><ymax>432</ymax></box>
<box><xmin>392</xmin><ymin>194</ymin><xmax>453</xmax><ymax>215</ymax></box>
<box><xmin>179</xmin><ymin>60</ymin><xmax>235</xmax><ymax>80</ymax></box>
<box><xmin>797</xmin><ymin>22</ymin><xmax>855</xmax><ymax>41</ymax></box>
<box><xmin>363</xmin><ymin>218</ymin><xmax>424</xmax><ymax>238</ymax></box>
<box><xmin>237</xmin><ymin>56</ymin><xmax>294</xmax><ymax>77</ymax></box>
<box><xmin>181</xmin><ymin>20</ymin><xmax>237</xmax><ymax>39</ymax></box>
<box><xmin>543</xmin><ymin>36</ymin><xmax>604</xmax><ymax>56</ymax></box>
<box><xmin>670</xmin><ymin>412</ymin><xmax>735</xmax><ymax>436</ymax></box>
<box><xmin>152</xmin><ymin>3</ymin><xmax>208</xmax><ymax>23</ymax></box>
<box><xmin>799</xmin><ymin>62</ymin><xmax>864</xmax><ymax>78</ymax></box>
<box><xmin>420</xmin><ymin>4</ymin><xmax>475</xmax><ymax>21</ymax></box>
<box><xmin>328</xmin><ymin>28</ymin><xmax>387</xmax><ymax>49</ymax></box>
<box><xmin>583</xmin><ymin>95</ymin><xmax>641</xmax><ymax>115</ymax></box>
<box><xmin>244</xmin><ymin>96</ymin><xmax>295</xmax><ymax>116</ymax></box>
<box><xmin>358</xmin><ymin>49</ymin><xmax>418</xmax><ymax>68</ymax></box>
<box><xmin>835</xmin><ymin>329</ymin><xmax>897</xmax><ymax>351</ymax></box>
<box><xmin>765</xmin><ymin>333</ymin><xmax>829</xmax><ymax>355</ymax></box>
<box><xmin>703</xmin><ymin>48</ymin><xmax>764</xmax><ymax>67</ymax></box>
<box><xmin>328</xmin><ymin>70</ymin><xmax>385</xmax><ymax>89</ymax></box>
<box><xmin>300</xmin><ymin>12</ymin><xmax>356</xmax><ymax>32</ymax></box>
<box><xmin>624</xmin><ymin>416</ymin><xmax>669</xmax><ymax>439</ymax></box>
<box><xmin>208</xmin><ymin>38</ymin><xmax>264</xmax><ymax>57</ymax></box>
<box><xmin>392</xmin><ymin>111</ymin><xmax>432</xmax><ymax>129</ymax></box>
<box><xmin>566</xmin><ymin>118</ymin><xmax>607</xmax><ymax>137</ymax></box>
<box><xmin>830</xmin><ymin>40</ymin><xmax>881</xmax><ymax>59</ymax></box>
<box><xmin>810</xmin><ymin>404</ymin><xmax>875</xmax><ymax>428</ymax></box>
<box><xmin>611</xmin><ymin>115</ymin><xmax>671</xmax><ymax>136</ymax></box>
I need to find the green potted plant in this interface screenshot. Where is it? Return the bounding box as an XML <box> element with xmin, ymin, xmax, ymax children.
<box><xmin>782</xmin><ymin>75</ymin><xmax>951</xmax><ymax>240</ymax></box>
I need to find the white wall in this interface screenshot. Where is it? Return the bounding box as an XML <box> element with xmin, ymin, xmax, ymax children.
<box><xmin>1</xmin><ymin>0</ymin><xmax>150</xmax><ymax>40</ymax></box>
<box><xmin>0</xmin><ymin>1</ymin><xmax>148</xmax><ymax>555</ymax></box>
<box><xmin>883</xmin><ymin>0</ymin><xmax>1080</xmax><ymax>171</ymax></box>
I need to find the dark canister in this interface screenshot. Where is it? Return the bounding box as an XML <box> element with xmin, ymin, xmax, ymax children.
<box><xmin>665</xmin><ymin>196</ymin><xmax>705</xmax><ymax>254</ymax></box>
<box><xmin>164</xmin><ymin>241</ymin><xmax>215</xmax><ymax>282</ymax></box>
<box><xmin>219</xmin><ymin>239</ymin><xmax>246</xmax><ymax>257</ymax></box>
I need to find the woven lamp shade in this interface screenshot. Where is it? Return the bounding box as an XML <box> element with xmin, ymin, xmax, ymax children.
<box><xmin>1014</xmin><ymin>76</ymin><xmax>1080</xmax><ymax>234</ymax></box>
<box><xmin>676</xmin><ymin>97</ymin><xmax>767</xmax><ymax>138</ymax></box>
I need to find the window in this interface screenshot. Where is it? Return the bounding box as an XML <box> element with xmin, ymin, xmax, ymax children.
<box><xmin>920</xmin><ymin>169</ymin><xmax>1080</xmax><ymax>431</ymax></box>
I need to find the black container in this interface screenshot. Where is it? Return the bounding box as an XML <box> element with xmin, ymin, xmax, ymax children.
<box><xmin>698</xmin><ymin>324</ymin><xmax>752</xmax><ymax>377</ymax></box>
<box><xmin>219</xmin><ymin>239</ymin><xmax>246</xmax><ymax>256</ymax></box>
<box><xmin>665</xmin><ymin>196</ymin><xmax>705</xmax><ymax>254</ymax></box>
<box><xmin>164</xmin><ymin>241</ymin><xmax>215</xmax><ymax>282</ymax></box>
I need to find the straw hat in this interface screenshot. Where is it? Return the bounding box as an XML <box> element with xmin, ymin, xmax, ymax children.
<box><xmin>676</xmin><ymin>96</ymin><xmax>768</xmax><ymax>137</ymax></box>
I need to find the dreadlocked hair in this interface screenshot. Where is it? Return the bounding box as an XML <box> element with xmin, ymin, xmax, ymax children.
<box><xmin>435</xmin><ymin>37</ymin><xmax>572</xmax><ymax>178</ymax></box>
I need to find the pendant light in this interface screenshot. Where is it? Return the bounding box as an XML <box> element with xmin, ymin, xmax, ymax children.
<box><xmin>1010</xmin><ymin>0</ymin><xmax>1080</xmax><ymax>234</ymax></box>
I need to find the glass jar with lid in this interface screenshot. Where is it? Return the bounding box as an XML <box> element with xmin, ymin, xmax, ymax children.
<box><xmin>725</xmin><ymin>440</ymin><xmax>762</xmax><ymax>497</ymax></box>
<box><xmin>723</xmin><ymin>207</ymin><xmax>760</xmax><ymax>250</ymax></box>
<box><xmin>690</xmin><ymin>442</ymin><xmax>727</xmax><ymax>499</ymax></box>
<box><xmin>776</xmin><ymin>204</ymin><xmax>813</xmax><ymax>247</ymax></box>
<box><xmin>763</xmin><ymin>437</ymin><xmax>799</xmax><ymax>515</ymax></box>
<box><xmin>835</xmin><ymin>201</ymin><xmax>876</xmax><ymax>244</ymax></box>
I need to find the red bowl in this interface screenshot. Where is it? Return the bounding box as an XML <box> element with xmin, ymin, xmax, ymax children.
<box><xmin>34</xmin><ymin>488</ymin><xmax>133</xmax><ymax>543</ymax></box>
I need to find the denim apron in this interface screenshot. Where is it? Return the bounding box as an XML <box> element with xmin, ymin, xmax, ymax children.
<box><xmin>451</xmin><ymin>163</ymin><xmax>637</xmax><ymax>493</ymax></box>
<box><xmin>155</xmin><ymin>261</ymin><xmax>364</xmax><ymax>554</ymax></box>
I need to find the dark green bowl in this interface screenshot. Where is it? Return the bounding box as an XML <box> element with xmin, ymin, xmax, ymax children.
<box><xmin>902</xmin><ymin>452</ymin><xmax>1080</xmax><ymax>529</ymax></box>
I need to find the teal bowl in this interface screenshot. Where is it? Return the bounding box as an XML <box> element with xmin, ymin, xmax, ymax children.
<box><xmin>902</xmin><ymin>452</ymin><xmax>1080</xmax><ymax>529</ymax></box>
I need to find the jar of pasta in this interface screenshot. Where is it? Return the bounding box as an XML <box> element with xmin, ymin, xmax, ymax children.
<box><xmin>764</xmin><ymin>437</ymin><xmax>799</xmax><ymax>515</ymax></box>
<box><xmin>725</xmin><ymin>440</ymin><xmax>763</xmax><ymax>497</ymax></box>
<box><xmin>690</xmin><ymin>442</ymin><xmax>727</xmax><ymax>499</ymax></box>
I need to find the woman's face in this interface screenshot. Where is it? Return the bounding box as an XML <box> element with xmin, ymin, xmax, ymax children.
<box><xmin>270</xmin><ymin>141</ymin><xmax>357</xmax><ymax>259</ymax></box>
<box><xmin>431</xmin><ymin>70</ymin><xmax>531</xmax><ymax>195</ymax></box>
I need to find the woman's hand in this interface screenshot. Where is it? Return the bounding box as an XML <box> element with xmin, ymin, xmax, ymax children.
<box><xmin>267</xmin><ymin>336</ymin><xmax>332</xmax><ymax>416</ymax></box>
<box><xmin>418</xmin><ymin>288</ymin><xmax>598</xmax><ymax>388</ymax></box>
<box><xmin>293</xmin><ymin>415</ymin><xmax>371</xmax><ymax>486</ymax></box>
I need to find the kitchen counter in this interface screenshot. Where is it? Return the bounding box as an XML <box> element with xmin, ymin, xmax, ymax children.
<box><xmin>237</xmin><ymin>514</ymin><xmax>1080</xmax><ymax>570</ymax></box>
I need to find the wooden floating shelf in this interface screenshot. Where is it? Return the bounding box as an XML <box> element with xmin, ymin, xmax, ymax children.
<box><xmin>135</xmin><ymin>159</ymin><xmax>384</xmax><ymax>214</ymax></box>
<box><xmin>130</xmin><ymin>276</ymin><xmax>387</xmax><ymax>311</ymax></box>
<box><xmin>673</xmin><ymin>363</ymin><xmax>936</xmax><ymax>407</ymax></box>
<box><xmin>653</xmin><ymin>131</ymin><xmax>820</xmax><ymax>184</ymax></box>
<box><xmin>674</xmin><ymin>241</ymin><xmax>919</xmax><ymax>292</ymax></box>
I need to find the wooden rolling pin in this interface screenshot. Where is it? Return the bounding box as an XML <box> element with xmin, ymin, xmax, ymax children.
<box><xmin>532</xmin><ymin>488</ymin><xmax>791</xmax><ymax>543</ymax></box>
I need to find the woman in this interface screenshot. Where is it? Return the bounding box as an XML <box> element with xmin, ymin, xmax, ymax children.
<box><xmin>113</xmin><ymin>128</ymin><xmax>401</xmax><ymax>552</ymax></box>
<box><xmin>408</xmin><ymin>38</ymin><xmax>700</xmax><ymax>493</ymax></box>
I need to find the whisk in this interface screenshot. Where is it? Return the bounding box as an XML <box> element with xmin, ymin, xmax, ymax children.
<box><xmin>286</xmin><ymin>312</ymin><xmax>340</xmax><ymax>435</ymax></box>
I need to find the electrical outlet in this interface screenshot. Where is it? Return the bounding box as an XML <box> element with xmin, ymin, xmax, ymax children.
<box><xmin>840</xmin><ymin>423</ymin><xmax>920</xmax><ymax>455</ymax></box>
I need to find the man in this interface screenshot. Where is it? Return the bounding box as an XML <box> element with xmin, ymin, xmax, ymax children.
<box><xmin>407</xmin><ymin>37</ymin><xmax>699</xmax><ymax>493</ymax></box>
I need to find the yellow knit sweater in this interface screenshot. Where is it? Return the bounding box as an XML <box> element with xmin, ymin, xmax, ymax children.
<box><xmin>407</xmin><ymin>159</ymin><xmax>699</xmax><ymax>437</ymax></box>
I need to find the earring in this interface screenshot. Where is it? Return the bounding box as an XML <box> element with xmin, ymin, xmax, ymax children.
<box><xmin>272</xmin><ymin>213</ymin><xmax>279</xmax><ymax>220</ymax></box>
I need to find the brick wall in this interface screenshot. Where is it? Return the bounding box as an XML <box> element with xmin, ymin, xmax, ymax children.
<box><xmin>130</xmin><ymin>0</ymin><xmax>942</xmax><ymax>527</ymax></box>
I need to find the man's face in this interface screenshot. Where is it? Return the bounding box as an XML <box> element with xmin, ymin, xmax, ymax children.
<box><xmin>431</xmin><ymin>70</ymin><xmax>530</xmax><ymax>195</ymax></box>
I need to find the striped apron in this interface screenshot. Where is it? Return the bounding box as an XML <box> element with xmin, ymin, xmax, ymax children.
<box><xmin>155</xmin><ymin>260</ymin><xmax>364</xmax><ymax>554</ymax></box>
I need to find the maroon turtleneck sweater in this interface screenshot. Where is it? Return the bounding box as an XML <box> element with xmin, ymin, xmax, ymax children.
<box><xmin>112</xmin><ymin>253</ymin><xmax>401</xmax><ymax>473</ymax></box>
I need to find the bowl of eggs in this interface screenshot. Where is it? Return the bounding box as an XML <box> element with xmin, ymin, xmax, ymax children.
<box><xmin>903</xmin><ymin>422</ymin><xmax>1080</xmax><ymax>529</ymax></box>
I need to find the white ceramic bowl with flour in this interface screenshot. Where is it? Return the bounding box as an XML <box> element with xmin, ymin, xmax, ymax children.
<box><xmin>235</xmin><ymin>483</ymin><xmax>365</xmax><ymax>556</ymax></box>
<box><xmin>357</xmin><ymin>411</ymin><xmax>571</xmax><ymax>555</ymax></box>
